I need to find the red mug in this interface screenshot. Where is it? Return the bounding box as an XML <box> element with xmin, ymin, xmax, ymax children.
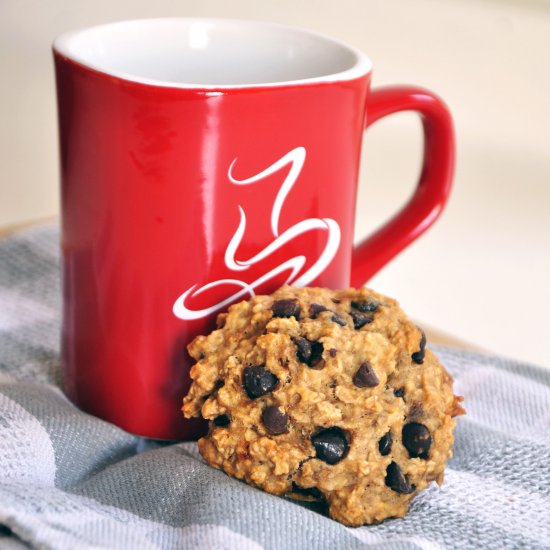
<box><xmin>53</xmin><ymin>18</ymin><xmax>454</xmax><ymax>440</ymax></box>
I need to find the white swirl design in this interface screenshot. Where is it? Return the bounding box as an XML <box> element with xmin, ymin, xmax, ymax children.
<box><xmin>173</xmin><ymin>147</ymin><xmax>341</xmax><ymax>320</ymax></box>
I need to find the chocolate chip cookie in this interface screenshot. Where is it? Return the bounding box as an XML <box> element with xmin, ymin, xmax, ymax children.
<box><xmin>182</xmin><ymin>286</ymin><xmax>464</xmax><ymax>526</ymax></box>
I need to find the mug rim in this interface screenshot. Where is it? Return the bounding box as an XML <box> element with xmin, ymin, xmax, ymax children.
<box><xmin>52</xmin><ymin>17</ymin><xmax>373</xmax><ymax>90</ymax></box>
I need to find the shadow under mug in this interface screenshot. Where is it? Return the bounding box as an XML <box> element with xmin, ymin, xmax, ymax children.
<box><xmin>53</xmin><ymin>18</ymin><xmax>454</xmax><ymax>440</ymax></box>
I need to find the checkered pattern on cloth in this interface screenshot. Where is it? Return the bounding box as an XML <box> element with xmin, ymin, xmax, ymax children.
<box><xmin>1</xmin><ymin>223</ymin><xmax>549</xmax><ymax>550</ymax></box>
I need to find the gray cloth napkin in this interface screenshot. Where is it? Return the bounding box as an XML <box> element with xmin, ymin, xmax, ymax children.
<box><xmin>1</xmin><ymin>223</ymin><xmax>549</xmax><ymax>550</ymax></box>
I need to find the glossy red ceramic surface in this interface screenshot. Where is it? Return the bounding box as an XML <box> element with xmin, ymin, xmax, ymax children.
<box><xmin>54</xmin><ymin>51</ymin><xmax>453</xmax><ymax>440</ymax></box>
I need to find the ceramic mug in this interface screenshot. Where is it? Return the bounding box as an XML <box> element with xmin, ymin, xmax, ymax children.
<box><xmin>53</xmin><ymin>18</ymin><xmax>454</xmax><ymax>440</ymax></box>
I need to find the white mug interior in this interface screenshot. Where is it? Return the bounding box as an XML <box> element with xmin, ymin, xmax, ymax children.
<box><xmin>53</xmin><ymin>18</ymin><xmax>372</xmax><ymax>89</ymax></box>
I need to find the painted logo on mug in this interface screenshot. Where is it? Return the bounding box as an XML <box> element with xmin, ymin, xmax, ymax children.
<box><xmin>173</xmin><ymin>147</ymin><xmax>341</xmax><ymax>320</ymax></box>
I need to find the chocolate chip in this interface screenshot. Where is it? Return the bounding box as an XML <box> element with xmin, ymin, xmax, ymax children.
<box><xmin>350</xmin><ymin>311</ymin><xmax>374</xmax><ymax>330</ymax></box>
<box><xmin>351</xmin><ymin>300</ymin><xmax>379</xmax><ymax>313</ymax></box>
<box><xmin>310</xmin><ymin>342</ymin><xmax>324</xmax><ymax>367</ymax></box>
<box><xmin>378</xmin><ymin>431</ymin><xmax>392</xmax><ymax>456</ymax></box>
<box><xmin>385</xmin><ymin>461</ymin><xmax>415</xmax><ymax>494</ymax></box>
<box><xmin>243</xmin><ymin>366</ymin><xmax>278</xmax><ymax>399</ymax></box>
<box><xmin>331</xmin><ymin>313</ymin><xmax>347</xmax><ymax>327</ymax></box>
<box><xmin>312</xmin><ymin>427</ymin><xmax>349</xmax><ymax>464</ymax></box>
<box><xmin>262</xmin><ymin>405</ymin><xmax>288</xmax><ymax>434</ymax></box>
<box><xmin>293</xmin><ymin>337</ymin><xmax>311</xmax><ymax>363</ymax></box>
<box><xmin>291</xmin><ymin>482</ymin><xmax>323</xmax><ymax>500</ymax></box>
<box><xmin>213</xmin><ymin>414</ymin><xmax>230</xmax><ymax>427</ymax></box>
<box><xmin>352</xmin><ymin>362</ymin><xmax>379</xmax><ymax>388</ymax></box>
<box><xmin>309</xmin><ymin>303</ymin><xmax>328</xmax><ymax>318</ymax></box>
<box><xmin>328</xmin><ymin>348</ymin><xmax>337</xmax><ymax>358</ymax></box>
<box><xmin>394</xmin><ymin>387</ymin><xmax>405</xmax><ymax>398</ymax></box>
<box><xmin>402</xmin><ymin>422</ymin><xmax>432</xmax><ymax>459</ymax></box>
<box><xmin>411</xmin><ymin>328</ymin><xmax>426</xmax><ymax>364</ymax></box>
<box><xmin>272</xmin><ymin>299</ymin><xmax>301</xmax><ymax>319</ymax></box>
<box><xmin>294</xmin><ymin>337</ymin><xmax>324</xmax><ymax>368</ymax></box>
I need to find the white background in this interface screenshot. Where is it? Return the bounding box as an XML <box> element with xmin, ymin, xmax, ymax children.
<box><xmin>1</xmin><ymin>0</ymin><xmax>549</xmax><ymax>367</ymax></box>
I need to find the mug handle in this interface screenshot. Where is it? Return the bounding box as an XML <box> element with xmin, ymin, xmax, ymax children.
<box><xmin>350</xmin><ymin>86</ymin><xmax>455</xmax><ymax>287</ymax></box>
